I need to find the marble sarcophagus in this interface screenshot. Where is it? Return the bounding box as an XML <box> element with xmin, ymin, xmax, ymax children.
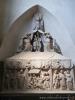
<box><xmin>2</xmin><ymin>13</ymin><xmax>75</xmax><ymax>94</ymax></box>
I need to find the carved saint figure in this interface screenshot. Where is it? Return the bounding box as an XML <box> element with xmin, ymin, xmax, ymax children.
<box><xmin>17</xmin><ymin>69</ymin><xmax>25</xmax><ymax>89</ymax></box>
<box><xmin>22</xmin><ymin>37</ymin><xmax>32</xmax><ymax>51</ymax></box>
<box><xmin>53</xmin><ymin>70</ymin><xmax>60</xmax><ymax>89</ymax></box>
<box><xmin>34</xmin><ymin>13</ymin><xmax>45</xmax><ymax>32</ymax></box>
<box><xmin>43</xmin><ymin>73</ymin><xmax>50</xmax><ymax>89</ymax></box>
<box><xmin>43</xmin><ymin>34</ymin><xmax>52</xmax><ymax>52</ymax></box>
<box><xmin>65</xmin><ymin>69</ymin><xmax>73</xmax><ymax>90</ymax></box>
<box><xmin>32</xmin><ymin>33</ymin><xmax>43</xmax><ymax>51</ymax></box>
<box><xmin>59</xmin><ymin>69</ymin><xmax>66</xmax><ymax>90</ymax></box>
<box><xmin>32</xmin><ymin>35</ymin><xmax>40</xmax><ymax>51</ymax></box>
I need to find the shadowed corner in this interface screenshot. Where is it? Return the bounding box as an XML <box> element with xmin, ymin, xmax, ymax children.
<box><xmin>0</xmin><ymin>61</ymin><xmax>4</xmax><ymax>91</ymax></box>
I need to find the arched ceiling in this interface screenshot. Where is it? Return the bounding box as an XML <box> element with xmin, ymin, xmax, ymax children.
<box><xmin>0</xmin><ymin>0</ymin><xmax>75</xmax><ymax>64</ymax></box>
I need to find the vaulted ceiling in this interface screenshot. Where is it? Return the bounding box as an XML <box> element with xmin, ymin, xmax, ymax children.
<box><xmin>0</xmin><ymin>0</ymin><xmax>75</xmax><ymax>64</ymax></box>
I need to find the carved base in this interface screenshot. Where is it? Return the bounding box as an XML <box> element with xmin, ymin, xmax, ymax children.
<box><xmin>2</xmin><ymin>52</ymin><xmax>74</xmax><ymax>92</ymax></box>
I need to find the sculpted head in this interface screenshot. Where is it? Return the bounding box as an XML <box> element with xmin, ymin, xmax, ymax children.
<box><xmin>66</xmin><ymin>69</ymin><xmax>70</xmax><ymax>74</ymax></box>
<box><xmin>60</xmin><ymin>69</ymin><xmax>64</xmax><ymax>74</ymax></box>
<box><xmin>54</xmin><ymin>69</ymin><xmax>58</xmax><ymax>74</ymax></box>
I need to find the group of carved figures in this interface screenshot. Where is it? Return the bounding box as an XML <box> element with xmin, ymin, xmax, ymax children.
<box><xmin>53</xmin><ymin>69</ymin><xmax>73</xmax><ymax>90</ymax></box>
<box><xmin>3</xmin><ymin>63</ymin><xmax>73</xmax><ymax>91</ymax></box>
<box><xmin>17</xmin><ymin>12</ymin><xmax>62</xmax><ymax>53</ymax></box>
<box><xmin>28</xmin><ymin>69</ymin><xmax>73</xmax><ymax>90</ymax></box>
<box><xmin>18</xmin><ymin>32</ymin><xmax>53</xmax><ymax>52</ymax></box>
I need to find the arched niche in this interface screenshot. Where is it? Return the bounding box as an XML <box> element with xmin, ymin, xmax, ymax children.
<box><xmin>0</xmin><ymin>5</ymin><xmax>75</xmax><ymax>63</ymax></box>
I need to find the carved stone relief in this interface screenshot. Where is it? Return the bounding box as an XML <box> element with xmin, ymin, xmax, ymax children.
<box><xmin>2</xmin><ymin>60</ymin><xmax>74</xmax><ymax>91</ymax></box>
<box><xmin>2</xmin><ymin>13</ymin><xmax>74</xmax><ymax>92</ymax></box>
<box><xmin>17</xmin><ymin>13</ymin><xmax>61</xmax><ymax>54</ymax></box>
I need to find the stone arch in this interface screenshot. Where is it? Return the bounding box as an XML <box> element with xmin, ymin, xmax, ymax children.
<box><xmin>0</xmin><ymin>4</ymin><xmax>75</xmax><ymax>63</ymax></box>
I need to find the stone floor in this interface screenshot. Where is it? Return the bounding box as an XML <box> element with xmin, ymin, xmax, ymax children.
<box><xmin>1</xmin><ymin>90</ymin><xmax>75</xmax><ymax>94</ymax></box>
